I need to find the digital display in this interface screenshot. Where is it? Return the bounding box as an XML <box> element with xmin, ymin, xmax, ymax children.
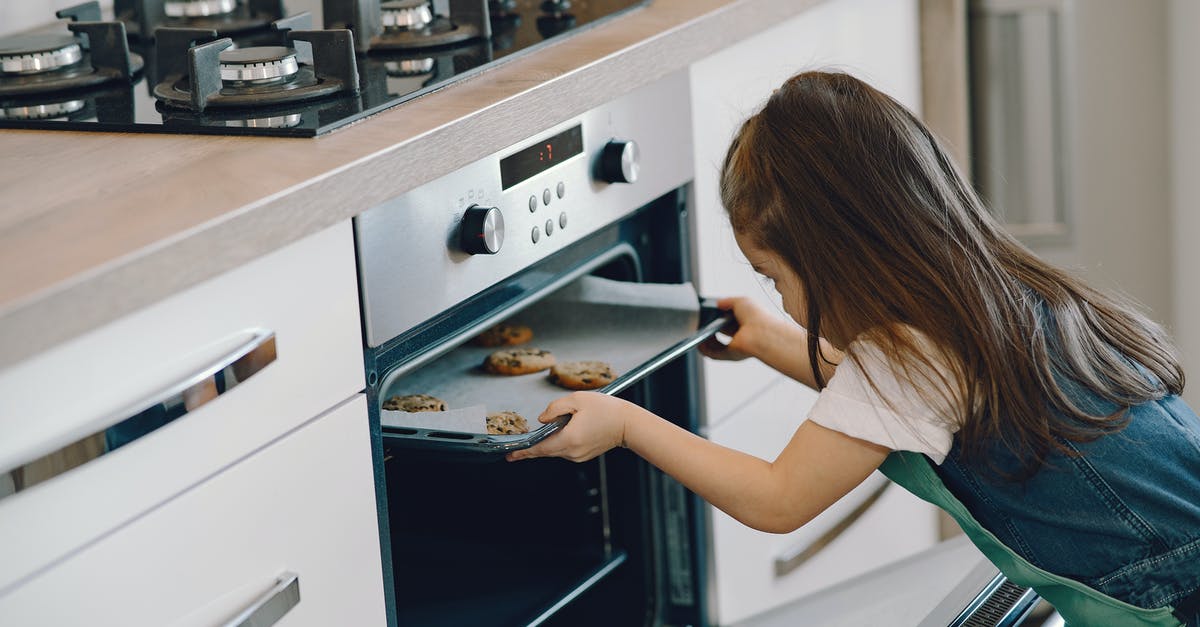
<box><xmin>500</xmin><ymin>125</ymin><xmax>584</xmax><ymax>190</ymax></box>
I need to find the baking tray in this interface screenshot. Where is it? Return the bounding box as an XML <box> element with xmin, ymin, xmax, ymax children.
<box><xmin>379</xmin><ymin>277</ymin><xmax>728</xmax><ymax>457</ymax></box>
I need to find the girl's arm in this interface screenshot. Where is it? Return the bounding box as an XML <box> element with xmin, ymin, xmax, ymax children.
<box><xmin>508</xmin><ymin>392</ymin><xmax>888</xmax><ymax>533</ymax></box>
<box><xmin>700</xmin><ymin>297</ymin><xmax>843</xmax><ymax>390</ymax></box>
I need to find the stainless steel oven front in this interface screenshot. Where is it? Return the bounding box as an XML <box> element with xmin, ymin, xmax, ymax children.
<box><xmin>353</xmin><ymin>70</ymin><xmax>715</xmax><ymax>626</ymax></box>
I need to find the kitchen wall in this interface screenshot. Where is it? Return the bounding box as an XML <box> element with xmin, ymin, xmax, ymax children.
<box><xmin>1170</xmin><ymin>0</ymin><xmax>1200</xmax><ymax>406</ymax></box>
<box><xmin>1030</xmin><ymin>0</ymin><xmax>1173</xmax><ymax>336</ymax></box>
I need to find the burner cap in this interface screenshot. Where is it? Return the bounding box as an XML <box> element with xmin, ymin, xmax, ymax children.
<box><xmin>218</xmin><ymin>46</ymin><xmax>299</xmax><ymax>85</ymax></box>
<box><xmin>164</xmin><ymin>0</ymin><xmax>238</xmax><ymax>18</ymax></box>
<box><xmin>0</xmin><ymin>99</ymin><xmax>86</xmax><ymax>120</ymax></box>
<box><xmin>384</xmin><ymin>58</ymin><xmax>435</xmax><ymax>77</ymax></box>
<box><xmin>0</xmin><ymin>34</ymin><xmax>84</xmax><ymax>76</ymax></box>
<box><xmin>382</xmin><ymin>0</ymin><xmax>435</xmax><ymax>30</ymax></box>
<box><xmin>224</xmin><ymin>112</ymin><xmax>302</xmax><ymax>128</ymax></box>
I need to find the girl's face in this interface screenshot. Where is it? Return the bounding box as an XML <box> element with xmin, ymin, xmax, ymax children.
<box><xmin>735</xmin><ymin>232</ymin><xmax>809</xmax><ymax>328</ymax></box>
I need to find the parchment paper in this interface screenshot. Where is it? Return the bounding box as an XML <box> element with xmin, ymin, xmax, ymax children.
<box><xmin>380</xmin><ymin>276</ymin><xmax>701</xmax><ymax>434</ymax></box>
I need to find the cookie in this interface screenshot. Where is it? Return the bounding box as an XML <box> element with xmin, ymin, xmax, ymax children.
<box><xmin>486</xmin><ymin>411</ymin><xmax>530</xmax><ymax>435</ymax></box>
<box><xmin>382</xmin><ymin>393</ymin><xmax>447</xmax><ymax>412</ymax></box>
<box><xmin>472</xmin><ymin>323</ymin><xmax>533</xmax><ymax>347</ymax></box>
<box><xmin>549</xmin><ymin>361</ymin><xmax>617</xmax><ymax>390</ymax></box>
<box><xmin>483</xmin><ymin>347</ymin><xmax>556</xmax><ymax>375</ymax></box>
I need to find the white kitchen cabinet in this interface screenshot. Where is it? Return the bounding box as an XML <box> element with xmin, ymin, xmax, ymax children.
<box><xmin>0</xmin><ymin>394</ymin><xmax>385</xmax><ymax>627</ymax></box>
<box><xmin>0</xmin><ymin>222</ymin><xmax>364</xmax><ymax>594</ymax></box>
<box><xmin>707</xmin><ymin>379</ymin><xmax>938</xmax><ymax>625</ymax></box>
<box><xmin>688</xmin><ymin>0</ymin><xmax>936</xmax><ymax>623</ymax></box>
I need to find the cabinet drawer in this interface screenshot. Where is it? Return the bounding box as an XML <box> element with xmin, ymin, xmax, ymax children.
<box><xmin>0</xmin><ymin>395</ymin><xmax>385</xmax><ymax>627</ymax></box>
<box><xmin>706</xmin><ymin>377</ymin><xmax>937</xmax><ymax>625</ymax></box>
<box><xmin>0</xmin><ymin>222</ymin><xmax>364</xmax><ymax>593</ymax></box>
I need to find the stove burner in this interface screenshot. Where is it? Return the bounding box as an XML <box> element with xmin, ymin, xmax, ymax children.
<box><xmin>164</xmin><ymin>0</ymin><xmax>239</xmax><ymax>18</ymax></box>
<box><xmin>384</xmin><ymin>57</ymin><xmax>436</xmax><ymax>77</ymax></box>
<box><xmin>115</xmin><ymin>0</ymin><xmax>285</xmax><ymax>39</ymax></box>
<box><xmin>224</xmin><ymin>111</ymin><xmax>301</xmax><ymax>128</ymax></box>
<box><xmin>218</xmin><ymin>45</ymin><xmax>299</xmax><ymax>85</ymax></box>
<box><xmin>324</xmin><ymin>0</ymin><xmax>491</xmax><ymax>53</ymax></box>
<box><xmin>382</xmin><ymin>0</ymin><xmax>435</xmax><ymax>31</ymax></box>
<box><xmin>0</xmin><ymin>36</ymin><xmax>85</xmax><ymax>76</ymax></box>
<box><xmin>0</xmin><ymin>5</ymin><xmax>142</xmax><ymax>100</ymax></box>
<box><xmin>152</xmin><ymin>26</ymin><xmax>359</xmax><ymax>111</ymax></box>
<box><xmin>0</xmin><ymin>99</ymin><xmax>87</xmax><ymax>120</ymax></box>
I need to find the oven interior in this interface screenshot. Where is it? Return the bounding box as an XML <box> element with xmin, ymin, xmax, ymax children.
<box><xmin>364</xmin><ymin>191</ymin><xmax>708</xmax><ymax>626</ymax></box>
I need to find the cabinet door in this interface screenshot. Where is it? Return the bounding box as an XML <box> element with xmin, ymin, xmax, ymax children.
<box><xmin>706</xmin><ymin>380</ymin><xmax>937</xmax><ymax>625</ymax></box>
<box><xmin>0</xmin><ymin>222</ymin><xmax>364</xmax><ymax>593</ymax></box>
<box><xmin>689</xmin><ymin>1</ymin><xmax>932</xmax><ymax>623</ymax></box>
<box><xmin>0</xmin><ymin>395</ymin><xmax>385</xmax><ymax>627</ymax></box>
<box><xmin>688</xmin><ymin>0</ymin><xmax>923</xmax><ymax>427</ymax></box>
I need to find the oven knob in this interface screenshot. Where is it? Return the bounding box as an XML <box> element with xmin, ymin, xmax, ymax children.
<box><xmin>599</xmin><ymin>139</ymin><xmax>640</xmax><ymax>184</ymax></box>
<box><xmin>459</xmin><ymin>205</ymin><xmax>504</xmax><ymax>255</ymax></box>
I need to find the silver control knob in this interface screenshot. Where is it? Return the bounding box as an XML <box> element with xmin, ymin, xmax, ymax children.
<box><xmin>599</xmin><ymin>139</ymin><xmax>640</xmax><ymax>184</ymax></box>
<box><xmin>460</xmin><ymin>205</ymin><xmax>504</xmax><ymax>255</ymax></box>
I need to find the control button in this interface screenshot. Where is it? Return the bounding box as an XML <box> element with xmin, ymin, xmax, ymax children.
<box><xmin>542</xmin><ymin>188</ymin><xmax>552</xmax><ymax>206</ymax></box>
<box><xmin>531</xmin><ymin>225</ymin><xmax>541</xmax><ymax>244</ymax></box>
<box><xmin>556</xmin><ymin>181</ymin><xmax>565</xmax><ymax>199</ymax></box>
<box><xmin>459</xmin><ymin>205</ymin><xmax>504</xmax><ymax>255</ymax></box>
<box><xmin>599</xmin><ymin>139</ymin><xmax>640</xmax><ymax>184</ymax></box>
<box><xmin>528</xmin><ymin>195</ymin><xmax>538</xmax><ymax>213</ymax></box>
<box><xmin>545</xmin><ymin>218</ymin><xmax>554</xmax><ymax>236</ymax></box>
<box><xmin>559</xmin><ymin>212</ymin><xmax>567</xmax><ymax>229</ymax></box>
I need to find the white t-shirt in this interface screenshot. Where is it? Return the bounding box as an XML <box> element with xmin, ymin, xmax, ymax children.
<box><xmin>806</xmin><ymin>332</ymin><xmax>962</xmax><ymax>464</ymax></box>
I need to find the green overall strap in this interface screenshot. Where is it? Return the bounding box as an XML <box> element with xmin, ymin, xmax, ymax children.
<box><xmin>878</xmin><ymin>451</ymin><xmax>1182</xmax><ymax>627</ymax></box>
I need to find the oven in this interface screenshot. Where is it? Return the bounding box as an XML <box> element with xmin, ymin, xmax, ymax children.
<box><xmin>352</xmin><ymin>69</ymin><xmax>718</xmax><ymax>626</ymax></box>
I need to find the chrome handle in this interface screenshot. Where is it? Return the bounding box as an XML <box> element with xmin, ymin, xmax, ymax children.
<box><xmin>222</xmin><ymin>572</ymin><xmax>300</xmax><ymax>627</ymax></box>
<box><xmin>773</xmin><ymin>481</ymin><xmax>890</xmax><ymax>577</ymax></box>
<box><xmin>2</xmin><ymin>329</ymin><xmax>276</xmax><ymax>499</ymax></box>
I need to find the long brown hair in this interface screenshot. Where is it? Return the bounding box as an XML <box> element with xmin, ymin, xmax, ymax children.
<box><xmin>720</xmin><ymin>71</ymin><xmax>1183</xmax><ymax>476</ymax></box>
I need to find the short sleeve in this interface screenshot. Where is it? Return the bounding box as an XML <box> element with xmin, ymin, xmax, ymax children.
<box><xmin>806</xmin><ymin>332</ymin><xmax>961</xmax><ymax>464</ymax></box>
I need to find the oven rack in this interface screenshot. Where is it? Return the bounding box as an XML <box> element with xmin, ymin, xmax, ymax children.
<box><xmin>380</xmin><ymin>304</ymin><xmax>730</xmax><ymax>458</ymax></box>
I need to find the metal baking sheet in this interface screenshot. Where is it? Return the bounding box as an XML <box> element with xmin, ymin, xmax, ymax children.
<box><xmin>379</xmin><ymin>276</ymin><xmax>725</xmax><ymax>455</ymax></box>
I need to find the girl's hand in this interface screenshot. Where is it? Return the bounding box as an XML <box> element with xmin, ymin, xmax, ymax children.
<box><xmin>506</xmin><ymin>392</ymin><xmax>643</xmax><ymax>463</ymax></box>
<box><xmin>699</xmin><ymin>296</ymin><xmax>790</xmax><ymax>362</ymax></box>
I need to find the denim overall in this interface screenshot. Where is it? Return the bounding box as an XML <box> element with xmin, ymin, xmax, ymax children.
<box><xmin>879</xmin><ymin>389</ymin><xmax>1200</xmax><ymax>626</ymax></box>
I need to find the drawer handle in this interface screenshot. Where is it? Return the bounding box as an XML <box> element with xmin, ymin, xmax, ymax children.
<box><xmin>773</xmin><ymin>481</ymin><xmax>890</xmax><ymax>577</ymax></box>
<box><xmin>222</xmin><ymin>572</ymin><xmax>301</xmax><ymax>627</ymax></box>
<box><xmin>1</xmin><ymin>329</ymin><xmax>276</xmax><ymax>499</ymax></box>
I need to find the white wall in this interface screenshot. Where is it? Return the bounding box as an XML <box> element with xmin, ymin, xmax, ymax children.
<box><xmin>1169</xmin><ymin>0</ymin><xmax>1200</xmax><ymax>406</ymax></box>
<box><xmin>0</xmin><ymin>0</ymin><xmax>111</xmax><ymax>35</ymax></box>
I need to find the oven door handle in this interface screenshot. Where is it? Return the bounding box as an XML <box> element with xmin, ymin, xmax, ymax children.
<box><xmin>598</xmin><ymin>303</ymin><xmax>730</xmax><ymax>397</ymax></box>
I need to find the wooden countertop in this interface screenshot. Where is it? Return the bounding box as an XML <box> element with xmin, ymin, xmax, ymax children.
<box><xmin>0</xmin><ymin>0</ymin><xmax>822</xmax><ymax>370</ymax></box>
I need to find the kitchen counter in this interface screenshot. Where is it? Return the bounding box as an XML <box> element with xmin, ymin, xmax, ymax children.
<box><xmin>0</xmin><ymin>0</ymin><xmax>827</xmax><ymax>370</ymax></box>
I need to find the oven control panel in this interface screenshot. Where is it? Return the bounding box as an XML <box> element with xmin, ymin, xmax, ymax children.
<box><xmin>355</xmin><ymin>70</ymin><xmax>694</xmax><ymax>348</ymax></box>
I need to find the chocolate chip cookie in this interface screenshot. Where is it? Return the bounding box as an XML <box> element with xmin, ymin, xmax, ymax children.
<box><xmin>472</xmin><ymin>323</ymin><xmax>534</xmax><ymax>347</ymax></box>
<box><xmin>382</xmin><ymin>393</ymin><xmax>447</xmax><ymax>412</ymax></box>
<box><xmin>486</xmin><ymin>411</ymin><xmax>530</xmax><ymax>435</ymax></box>
<box><xmin>483</xmin><ymin>347</ymin><xmax>556</xmax><ymax>375</ymax></box>
<box><xmin>548</xmin><ymin>361</ymin><xmax>617</xmax><ymax>390</ymax></box>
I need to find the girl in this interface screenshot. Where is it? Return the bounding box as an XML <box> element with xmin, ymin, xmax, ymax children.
<box><xmin>507</xmin><ymin>71</ymin><xmax>1200</xmax><ymax>626</ymax></box>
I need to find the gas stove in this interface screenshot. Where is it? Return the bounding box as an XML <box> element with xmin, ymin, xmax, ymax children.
<box><xmin>0</xmin><ymin>0</ymin><xmax>647</xmax><ymax>137</ymax></box>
